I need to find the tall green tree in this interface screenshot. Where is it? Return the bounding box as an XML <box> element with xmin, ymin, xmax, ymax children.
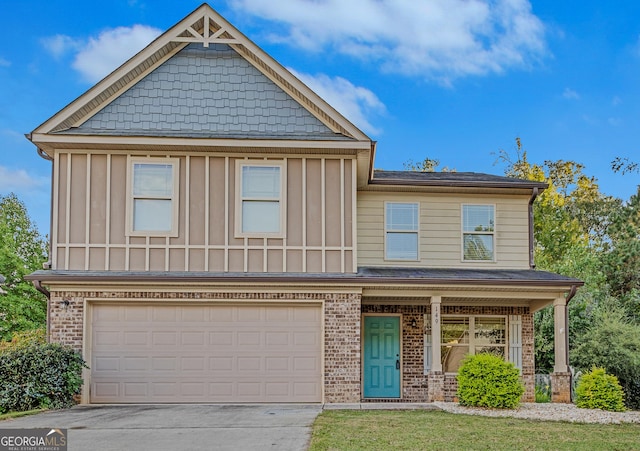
<box><xmin>495</xmin><ymin>139</ymin><xmax>612</xmax><ymax>372</ymax></box>
<box><xmin>0</xmin><ymin>193</ymin><xmax>48</xmax><ymax>340</ymax></box>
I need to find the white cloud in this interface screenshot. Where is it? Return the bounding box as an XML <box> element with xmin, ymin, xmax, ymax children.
<box><xmin>0</xmin><ymin>57</ymin><xmax>10</xmax><ymax>67</ymax></box>
<box><xmin>562</xmin><ymin>88</ymin><xmax>580</xmax><ymax>100</ymax></box>
<box><xmin>0</xmin><ymin>166</ymin><xmax>48</xmax><ymax>192</ymax></box>
<box><xmin>290</xmin><ymin>69</ymin><xmax>386</xmax><ymax>135</ymax></box>
<box><xmin>70</xmin><ymin>25</ymin><xmax>161</xmax><ymax>83</ymax></box>
<box><xmin>41</xmin><ymin>34</ymin><xmax>83</xmax><ymax>59</ymax></box>
<box><xmin>231</xmin><ymin>0</ymin><xmax>547</xmax><ymax>82</ymax></box>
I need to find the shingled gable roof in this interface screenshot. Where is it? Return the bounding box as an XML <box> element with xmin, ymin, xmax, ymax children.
<box><xmin>29</xmin><ymin>3</ymin><xmax>371</xmax><ymax>152</ymax></box>
<box><xmin>370</xmin><ymin>170</ymin><xmax>549</xmax><ymax>190</ymax></box>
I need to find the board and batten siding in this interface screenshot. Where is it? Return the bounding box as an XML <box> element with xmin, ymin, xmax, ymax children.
<box><xmin>357</xmin><ymin>192</ymin><xmax>531</xmax><ymax>269</ymax></box>
<box><xmin>53</xmin><ymin>151</ymin><xmax>356</xmax><ymax>273</ymax></box>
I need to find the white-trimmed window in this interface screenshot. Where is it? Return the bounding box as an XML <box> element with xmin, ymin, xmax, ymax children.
<box><xmin>462</xmin><ymin>204</ymin><xmax>495</xmax><ymax>261</ymax></box>
<box><xmin>236</xmin><ymin>161</ymin><xmax>285</xmax><ymax>237</ymax></box>
<box><xmin>127</xmin><ymin>158</ymin><xmax>179</xmax><ymax>236</ymax></box>
<box><xmin>441</xmin><ymin>316</ymin><xmax>507</xmax><ymax>373</ymax></box>
<box><xmin>385</xmin><ymin>202</ymin><xmax>419</xmax><ymax>260</ymax></box>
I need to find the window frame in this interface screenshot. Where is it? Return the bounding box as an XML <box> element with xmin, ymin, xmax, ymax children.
<box><xmin>235</xmin><ymin>160</ymin><xmax>286</xmax><ymax>239</ymax></box>
<box><xmin>440</xmin><ymin>314</ymin><xmax>508</xmax><ymax>374</ymax></box>
<box><xmin>384</xmin><ymin>201</ymin><xmax>420</xmax><ymax>261</ymax></box>
<box><xmin>461</xmin><ymin>203</ymin><xmax>496</xmax><ymax>262</ymax></box>
<box><xmin>126</xmin><ymin>157</ymin><xmax>180</xmax><ymax>237</ymax></box>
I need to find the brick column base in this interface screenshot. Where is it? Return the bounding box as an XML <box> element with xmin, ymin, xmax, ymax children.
<box><xmin>427</xmin><ymin>371</ymin><xmax>445</xmax><ymax>402</ymax></box>
<box><xmin>551</xmin><ymin>372</ymin><xmax>572</xmax><ymax>403</ymax></box>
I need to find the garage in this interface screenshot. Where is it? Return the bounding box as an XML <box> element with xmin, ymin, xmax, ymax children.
<box><xmin>89</xmin><ymin>303</ymin><xmax>322</xmax><ymax>403</ymax></box>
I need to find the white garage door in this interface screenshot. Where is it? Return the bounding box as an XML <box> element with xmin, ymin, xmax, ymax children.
<box><xmin>89</xmin><ymin>303</ymin><xmax>322</xmax><ymax>403</ymax></box>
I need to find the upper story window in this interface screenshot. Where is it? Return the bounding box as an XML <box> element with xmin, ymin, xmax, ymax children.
<box><xmin>385</xmin><ymin>202</ymin><xmax>419</xmax><ymax>260</ymax></box>
<box><xmin>462</xmin><ymin>204</ymin><xmax>495</xmax><ymax>261</ymax></box>
<box><xmin>127</xmin><ymin>158</ymin><xmax>179</xmax><ymax>236</ymax></box>
<box><xmin>441</xmin><ymin>316</ymin><xmax>506</xmax><ymax>373</ymax></box>
<box><xmin>236</xmin><ymin>161</ymin><xmax>285</xmax><ymax>237</ymax></box>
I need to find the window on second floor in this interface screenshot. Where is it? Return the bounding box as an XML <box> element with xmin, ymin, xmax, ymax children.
<box><xmin>127</xmin><ymin>158</ymin><xmax>179</xmax><ymax>236</ymax></box>
<box><xmin>462</xmin><ymin>204</ymin><xmax>495</xmax><ymax>261</ymax></box>
<box><xmin>385</xmin><ymin>202</ymin><xmax>419</xmax><ymax>260</ymax></box>
<box><xmin>236</xmin><ymin>161</ymin><xmax>285</xmax><ymax>237</ymax></box>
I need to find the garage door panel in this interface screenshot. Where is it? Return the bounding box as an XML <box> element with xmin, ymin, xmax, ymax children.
<box><xmin>237</xmin><ymin>332</ymin><xmax>261</xmax><ymax>346</ymax></box>
<box><xmin>294</xmin><ymin>331</ymin><xmax>319</xmax><ymax>346</ymax></box>
<box><xmin>90</xmin><ymin>304</ymin><xmax>322</xmax><ymax>403</ymax></box>
<box><xmin>182</xmin><ymin>332</ymin><xmax>205</xmax><ymax>345</ymax></box>
<box><xmin>124</xmin><ymin>307</ymin><xmax>150</xmax><ymax>321</ymax></box>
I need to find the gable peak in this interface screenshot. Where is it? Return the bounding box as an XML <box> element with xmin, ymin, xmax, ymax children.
<box><xmin>173</xmin><ymin>7</ymin><xmax>240</xmax><ymax>48</ymax></box>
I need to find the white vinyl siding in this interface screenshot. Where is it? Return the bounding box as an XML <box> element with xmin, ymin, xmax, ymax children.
<box><xmin>385</xmin><ymin>202</ymin><xmax>419</xmax><ymax>260</ymax></box>
<box><xmin>358</xmin><ymin>192</ymin><xmax>530</xmax><ymax>269</ymax></box>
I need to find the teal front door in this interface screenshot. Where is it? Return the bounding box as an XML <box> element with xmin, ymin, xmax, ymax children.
<box><xmin>363</xmin><ymin>316</ymin><xmax>401</xmax><ymax>398</ymax></box>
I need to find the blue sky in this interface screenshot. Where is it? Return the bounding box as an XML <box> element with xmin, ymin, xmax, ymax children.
<box><xmin>1</xmin><ymin>0</ymin><xmax>639</xmax><ymax>235</ymax></box>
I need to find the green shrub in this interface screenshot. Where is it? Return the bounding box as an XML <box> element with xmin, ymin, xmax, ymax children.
<box><xmin>456</xmin><ymin>353</ymin><xmax>524</xmax><ymax>409</ymax></box>
<box><xmin>0</xmin><ymin>343</ymin><xmax>87</xmax><ymax>413</ymax></box>
<box><xmin>575</xmin><ymin>367</ymin><xmax>625</xmax><ymax>412</ymax></box>
<box><xmin>535</xmin><ymin>385</ymin><xmax>551</xmax><ymax>403</ymax></box>
<box><xmin>571</xmin><ymin>309</ymin><xmax>640</xmax><ymax>409</ymax></box>
<box><xmin>0</xmin><ymin>328</ymin><xmax>46</xmax><ymax>353</ymax></box>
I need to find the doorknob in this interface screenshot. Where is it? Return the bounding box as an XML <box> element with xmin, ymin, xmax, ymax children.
<box><xmin>396</xmin><ymin>354</ymin><xmax>400</xmax><ymax>370</ymax></box>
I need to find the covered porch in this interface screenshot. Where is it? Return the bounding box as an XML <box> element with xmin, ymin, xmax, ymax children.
<box><xmin>357</xmin><ymin>267</ymin><xmax>582</xmax><ymax>403</ymax></box>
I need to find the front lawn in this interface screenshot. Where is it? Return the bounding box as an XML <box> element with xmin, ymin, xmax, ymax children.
<box><xmin>309</xmin><ymin>410</ymin><xmax>640</xmax><ymax>451</ymax></box>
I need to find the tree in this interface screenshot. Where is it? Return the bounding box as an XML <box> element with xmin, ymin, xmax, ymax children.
<box><xmin>495</xmin><ymin>138</ymin><xmax>613</xmax><ymax>372</ymax></box>
<box><xmin>571</xmin><ymin>307</ymin><xmax>640</xmax><ymax>409</ymax></box>
<box><xmin>403</xmin><ymin>157</ymin><xmax>455</xmax><ymax>172</ymax></box>
<box><xmin>601</xmin><ymin>187</ymin><xmax>640</xmax><ymax>303</ymax></box>
<box><xmin>611</xmin><ymin>157</ymin><xmax>639</xmax><ymax>175</ymax></box>
<box><xmin>0</xmin><ymin>193</ymin><xmax>48</xmax><ymax>340</ymax></box>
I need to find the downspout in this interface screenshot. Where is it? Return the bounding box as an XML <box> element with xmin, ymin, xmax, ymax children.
<box><xmin>33</xmin><ymin>143</ymin><xmax>54</xmax><ymax>341</ymax></box>
<box><xmin>32</xmin><ymin>280</ymin><xmax>50</xmax><ymax>299</ymax></box>
<box><xmin>565</xmin><ymin>284</ymin><xmax>578</xmax><ymax>401</ymax></box>
<box><xmin>368</xmin><ymin>141</ymin><xmax>377</xmax><ymax>182</ymax></box>
<box><xmin>528</xmin><ymin>187</ymin><xmax>539</xmax><ymax>269</ymax></box>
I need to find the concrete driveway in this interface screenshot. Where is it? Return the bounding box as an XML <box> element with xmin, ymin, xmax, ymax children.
<box><xmin>0</xmin><ymin>404</ymin><xmax>322</xmax><ymax>451</ymax></box>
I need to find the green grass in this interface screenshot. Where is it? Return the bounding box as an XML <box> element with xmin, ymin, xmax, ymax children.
<box><xmin>309</xmin><ymin>410</ymin><xmax>640</xmax><ymax>451</ymax></box>
<box><xmin>0</xmin><ymin>409</ymin><xmax>47</xmax><ymax>421</ymax></box>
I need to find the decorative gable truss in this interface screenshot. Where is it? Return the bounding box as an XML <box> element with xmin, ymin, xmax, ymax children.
<box><xmin>173</xmin><ymin>11</ymin><xmax>240</xmax><ymax>47</ymax></box>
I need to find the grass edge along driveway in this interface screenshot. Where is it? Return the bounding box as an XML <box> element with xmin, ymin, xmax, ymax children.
<box><xmin>309</xmin><ymin>409</ymin><xmax>640</xmax><ymax>451</ymax></box>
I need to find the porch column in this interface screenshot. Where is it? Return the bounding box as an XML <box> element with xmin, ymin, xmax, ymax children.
<box><xmin>553</xmin><ymin>296</ymin><xmax>568</xmax><ymax>373</ymax></box>
<box><xmin>430</xmin><ymin>296</ymin><xmax>442</xmax><ymax>372</ymax></box>
<box><xmin>427</xmin><ymin>296</ymin><xmax>444</xmax><ymax>401</ymax></box>
<box><xmin>551</xmin><ymin>296</ymin><xmax>571</xmax><ymax>403</ymax></box>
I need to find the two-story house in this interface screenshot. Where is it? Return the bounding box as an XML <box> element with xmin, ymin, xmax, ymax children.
<box><xmin>26</xmin><ymin>4</ymin><xmax>581</xmax><ymax>405</ymax></box>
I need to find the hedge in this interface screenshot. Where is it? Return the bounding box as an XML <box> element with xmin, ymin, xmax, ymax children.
<box><xmin>0</xmin><ymin>343</ymin><xmax>86</xmax><ymax>413</ymax></box>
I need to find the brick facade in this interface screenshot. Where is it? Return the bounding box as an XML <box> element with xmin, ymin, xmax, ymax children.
<box><xmin>48</xmin><ymin>288</ymin><xmax>537</xmax><ymax>405</ymax></box>
<box><xmin>551</xmin><ymin>372</ymin><xmax>572</xmax><ymax>403</ymax></box>
<box><xmin>48</xmin><ymin>293</ymin><xmax>84</xmax><ymax>351</ymax></box>
<box><xmin>323</xmin><ymin>293</ymin><xmax>362</xmax><ymax>403</ymax></box>
<box><xmin>362</xmin><ymin>303</ymin><xmax>534</xmax><ymax>403</ymax></box>
<box><xmin>47</xmin><ymin>288</ymin><xmax>362</xmax><ymax>403</ymax></box>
